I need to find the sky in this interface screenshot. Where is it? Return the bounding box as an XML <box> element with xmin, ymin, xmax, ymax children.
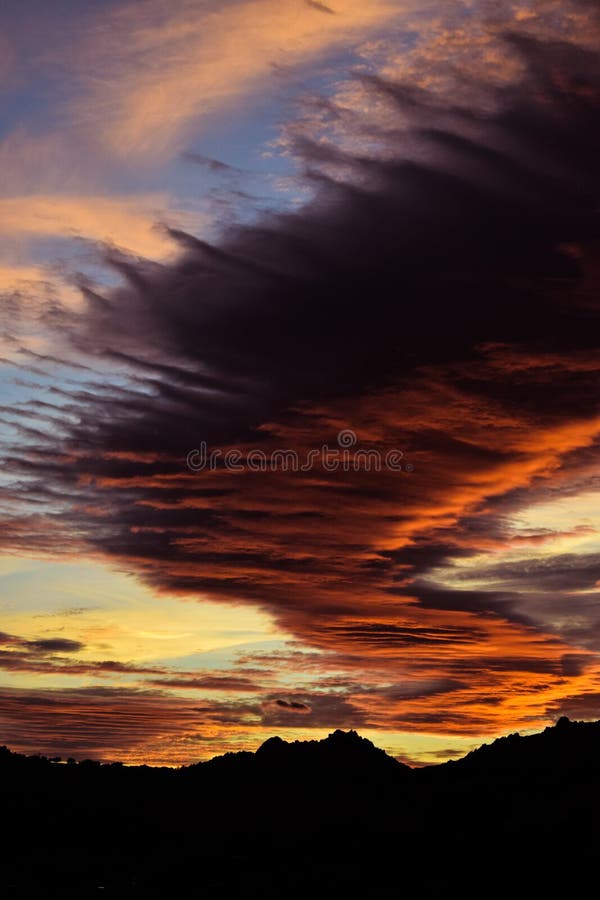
<box><xmin>0</xmin><ymin>0</ymin><xmax>599</xmax><ymax>766</ymax></box>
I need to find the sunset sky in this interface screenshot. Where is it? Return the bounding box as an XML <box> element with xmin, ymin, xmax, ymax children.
<box><xmin>0</xmin><ymin>0</ymin><xmax>599</xmax><ymax>766</ymax></box>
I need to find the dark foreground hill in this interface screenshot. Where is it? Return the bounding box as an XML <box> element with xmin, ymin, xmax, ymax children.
<box><xmin>2</xmin><ymin>718</ymin><xmax>600</xmax><ymax>898</ymax></box>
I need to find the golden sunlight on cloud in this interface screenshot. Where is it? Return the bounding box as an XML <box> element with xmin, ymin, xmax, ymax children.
<box><xmin>0</xmin><ymin>265</ymin><xmax>88</xmax><ymax>320</ymax></box>
<box><xmin>0</xmin><ymin>265</ymin><xmax>56</xmax><ymax>293</ymax></box>
<box><xmin>71</xmin><ymin>0</ymin><xmax>414</xmax><ymax>160</ymax></box>
<box><xmin>0</xmin><ymin>195</ymin><xmax>194</xmax><ymax>261</ymax></box>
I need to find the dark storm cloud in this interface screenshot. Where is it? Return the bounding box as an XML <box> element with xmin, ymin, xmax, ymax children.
<box><xmin>33</xmin><ymin>39</ymin><xmax>598</xmax><ymax>432</ymax></box>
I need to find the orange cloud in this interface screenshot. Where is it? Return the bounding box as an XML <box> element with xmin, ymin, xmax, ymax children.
<box><xmin>0</xmin><ymin>194</ymin><xmax>194</xmax><ymax>260</ymax></box>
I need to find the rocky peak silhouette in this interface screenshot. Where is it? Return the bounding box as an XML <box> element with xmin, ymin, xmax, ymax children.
<box><xmin>418</xmin><ymin>715</ymin><xmax>600</xmax><ymax>780</ymax></box>
<box><xmin>253</xmin><ymin>728</ymin><xmax>408</xmax><ymax>774</ymax></box>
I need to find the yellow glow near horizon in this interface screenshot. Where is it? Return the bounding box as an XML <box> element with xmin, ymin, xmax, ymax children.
<box><xmin>0</xmin><ymin>556</ymin><xmax>285</xmax><ymax>676</ymax></box>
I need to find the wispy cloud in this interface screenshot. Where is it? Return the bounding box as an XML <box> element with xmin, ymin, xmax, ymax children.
<box><xmin>67</xmin><ymin>0</ymin><xmax>412</xmax><ymax>160</ymax></box>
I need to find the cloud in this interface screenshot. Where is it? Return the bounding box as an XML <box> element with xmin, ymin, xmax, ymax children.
<box><xmin>266</xmin><ymin>698</ymin><xmax>312</xmax><ymax>712</ymax></box>
<box><xmin>2</xmin><ymin>8</ymin><xmax>600</xmax><ymax>753</ymax></box>
<box><xmin>260</xmin><ymin>692</ymin><xmax>365</xmax><ymax>728</ymax></box>
<box><xmin>0</xmin><ymin>194</ymin><xmax>190</xmax><ymax>261</ymax></box>
<box><xmin>0</xmin><ymin>265</ymin><xmax>58</xmax><ymax>293</ymax></box>
<box><xmin>0</xmin><ymin>630</ymin><xmax>85</xmax><ymax>656</ymax></box>
<box><xmin>149</xmin><ymin>674</ymin><xmax>262</xmax><ymax>692</ymax></box>
<box><xmin>0</xmin><ymin>628</ymin><xmax>275</xmax><ymax>689</ymax></box>
<box><xmin>277</xmin><ymin>0</ymin><xmax>600</xmax><ymax>169</ymax></box>
<box><xmin>67</xmin><ymin>0</ymin><xmax>413</xmax><ymax>160</ymax></box>
<box><xmin>547</xmin><ymin>690</ymin><xmax>600</xmax><ymax>721</ymax></box>
<box><xmin>0</xmin><ymin>686</ymin><xmax>203</xmax><ymax>762</ymax></box>
<box><xmin>25</xmin><ymin>638</ymin><xmax>85</xmax><ymax>654</ymax></box>
<box><xmin>304</xmin><ymin>1</ymin><xmax>336</xmax><ymax>14</ymax></box>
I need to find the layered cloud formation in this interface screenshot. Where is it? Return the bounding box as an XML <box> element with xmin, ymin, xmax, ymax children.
<box><xmin>0</xmin><ymin>0</ymin><xmax>599</xmax><ymax>763</ymax></box>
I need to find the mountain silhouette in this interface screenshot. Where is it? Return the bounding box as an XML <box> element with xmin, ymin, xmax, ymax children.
<box><xmin>199</xmin><ymin>728</ymin><xmax>409</xmax><ymax>778</ymax></box>
<box><xmin>418</xmin><ymin>715</ymin><xmax>600</xmax><ymax>781</ymax></box>
<box><xmin>2</xmin><ymin>718</ymin><xmax>599</xmax><ymax>897</ymax></box>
